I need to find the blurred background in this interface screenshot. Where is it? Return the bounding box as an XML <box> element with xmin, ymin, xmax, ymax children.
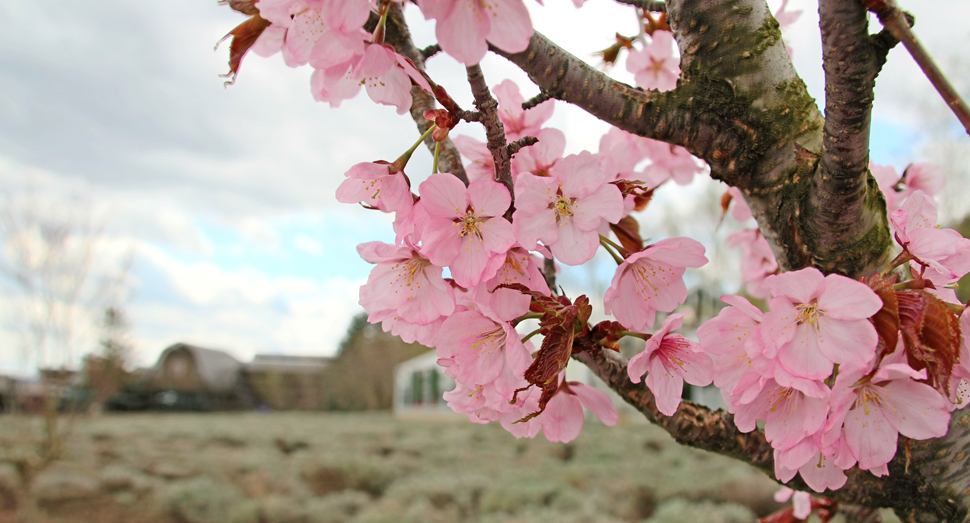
<box><xmin>0</xmin><ymin>0</ymin><xmax>966</xmax><ymax>521</ymax></box>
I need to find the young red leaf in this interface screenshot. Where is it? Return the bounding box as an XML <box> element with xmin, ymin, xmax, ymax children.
<box><xmin>866</xmin><ymin>273</ymin><xmax>900</xmax><ymax>360</ymax></box>
<box><xmin>219</xmin><ymin>0</ymin><xmax>259</xmax><ymax>15</ymax></box>
<box><xmin>218</xmin><ymin>14</ymin><xmax>271</xmax><ymax>86</ymax></box>
<box><xmin>609</xmin><ymin>216</ymin><xmax>643</xmax><ymax>254</ymax></box>
<box><xmin>897</xmin><ymin>289</ymin><xmax>962</xmax><ymax>393</ymax></box>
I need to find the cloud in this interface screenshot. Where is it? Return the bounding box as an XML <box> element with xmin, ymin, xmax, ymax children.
<box><xmin>293</xmin><ymin>234</ymin><xmax>322</xmax><ymax>256</ymax></box>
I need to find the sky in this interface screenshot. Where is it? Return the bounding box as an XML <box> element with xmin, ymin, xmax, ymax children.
<box><xmin>0</xmin><ymin>0</ymin><xmax>967</xmax><ymax>372</ymax></box>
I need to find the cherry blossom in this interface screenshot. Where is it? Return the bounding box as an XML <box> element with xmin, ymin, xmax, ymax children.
<box><xmin>357</xmin><ymin>240</ymin><xmax>456</xmax><ymax>326</ymax></box>
<box><xmin>311</xmin><ymin>43</ymin><xmax>431</xmax><ymax>114</ymax></box>
<box><xmin>727</xmin><ymin>228</ymin><xmax>778</xmax><ymax>299</ymax></box>
<box><xmin>511</xmin><ymin>128</ymin><xmax>565</xmax><ymax>179</ymax></box>
<box><xmin>626</xmin><ymin>31</ymin><xmax>680</xmax><ymax>92</ymax></box>
<box><xmin>696</xmin><ymin>295</ymin><xmax>769</xmax><ymax>396</ymax></box>
<box><xmin>760</xmin><ymin>267</ymin><xmax>882</xmax><ymax>380</ymax></box>
<box><xmin>452</xmin><ymin>135</ymin><xmax>496</xmax><ymax>183</ymax></box>
<box><xmin>472</xmin><ymin>246</ymin><xmax>550</xmax><ymax>322</ymax></box>
<box><xmin>891</xmin><ymin>190</ymin><xmax>970</xmax><ymax>283</ymax></box>
<box><xmin>512</xmin><ymin>151</ymin><xmax>624</xmax><ymax>265</ymax></box>
<box><xmin>604</xmin><ymin>237</ymin><xmax>708</xmax><ymax>332</ymax></box>
<box><xmin>640</xmin><ymin>139</ymin><xmax>704</xmax><ymax>188</ymax></box>
<box><xmin>493</xmin><ymin>80</ymin><xmax>555</xmax><ymax>141</ymax></box>
<box><xmin>774</xmin><ymin>488</ymin><xmax>812</xmax><ymax>520</ymax></box>
<box><xmin>536</xmin><ymin>381</ymin><xmax>618</xmax><ymax>443</ymax></box>
<box><xmin>731</xmin><ymin>372</ymin><xmax>829</xmax><ymax>451</ymax></box>
<box><xmin>627</xmin><ymin>312</ymin><xmax>714</xmax><ymax>416</ymax></box>
<box><xmin>418</xmin><ymin>174</ymin><xmax>516</xmax><ymax>288</ymax></box>
<box><xmin>335</xmin><ymin>161</ymin><xmax>413</xmax><ymax>213</ymax></box>
<box><xmin>824</xmin><ymin>343</ymin><xmax>950</xmax><ymax>473</ymax></box>
<box><xmin>416</xmin><ymin>0</ymin><xmax>533</xmax><ymax>65</ymax></box>
<box><xmin>597</xmin><ymin>127</ymin><xmax>652</xmax><ymax>179</ymax></box>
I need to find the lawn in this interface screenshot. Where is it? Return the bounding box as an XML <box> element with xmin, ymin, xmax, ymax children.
<box><xmin>0</xmin><ymin>412</ymin><xmax>790</xmax><ymax>523</ymax></box>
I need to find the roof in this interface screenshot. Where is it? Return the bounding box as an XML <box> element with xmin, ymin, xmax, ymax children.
<box><xmin>153</xmin><ymin>343</ymin><xmax>243</xmax><ymax>393</ymax></box>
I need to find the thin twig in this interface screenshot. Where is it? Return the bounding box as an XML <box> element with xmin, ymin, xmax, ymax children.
<box><xmin>522</xmin><ymin>91</ymin><xmax>554</xmax><ymax>111</ymax></box>
<box><xmin>420</xmin><ymin>43</ymin><xmax>441</xmax><ymax>60</ymax></box>
<box><xmin>456</xmin><ymin>110</ymin><xmax>483</xmax><ymax>123</ymax></box>
<box><xmin>613</xmin><ymin>0</ymin><xmax>666</xmax><ymax>12</ymax></box>
<box><xmin>865</xmin><ymin>0</ymin><xmax>970</xmax><ymax>136</ymax></box>
<box><xmin>543</xmin><ymin>257</ymin><xmax>557</xmax><ymax>294</ymax></box>
<box><xmin>507</xmin><ymin>136</ymin><xmax>539</xmax><ymax>156</ymax></box>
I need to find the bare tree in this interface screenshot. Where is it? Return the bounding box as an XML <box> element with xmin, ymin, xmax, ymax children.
<box><xmin>0</xmin><ymin>190</ymin><xmax>131</xmax><ymax>372</ymax></box>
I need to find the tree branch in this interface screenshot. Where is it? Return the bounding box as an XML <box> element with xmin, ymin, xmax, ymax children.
<box><xmin>865</xmin><ymin>0</ymin><xmax>970</xmax><ymax>136</ymax></box>
<box><xmin>574</xmin><ymin>344</ymin><xmax>970</xmax><ymax>521</ymax></box>
<box><xmin>613</xmin><ymin>0</ymin><xmax>666</xmax><ymax>12</ymax></box>
<box><xmin>466</xmin><ymin>64</ymin><xmax>513</xmax><ymax>194</ymax></box>
<box><xmin>383</xmin><ymin>5</ymin><xmax>468</xmax><ymax>183</ymax></box>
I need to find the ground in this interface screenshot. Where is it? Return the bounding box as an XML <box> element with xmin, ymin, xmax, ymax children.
<box><xmin>0</xmin><ymin>412</ymin><xmax>798</xmax><ymax>523</ymax></box>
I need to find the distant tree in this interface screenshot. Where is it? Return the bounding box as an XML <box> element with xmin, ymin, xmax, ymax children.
<box><xmin>81</xmin><ymin>306</ymin><xmax>133</xmax><ymax>411</ymax></box>
<box><xmin>322</xmin><ymin>312</ymin><xmax>429</xmax><ymax>410</ymax></box>
<box><xmin>0</xmin><ymin>190</ymin><xmax>130</xmax><ymax>371</ymax></box>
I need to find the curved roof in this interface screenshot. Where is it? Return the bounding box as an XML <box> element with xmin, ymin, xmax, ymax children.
<box><xmin>153</xmin><ymin>343</ymin><xmax>243</xmax><ymax>393</ymax></box>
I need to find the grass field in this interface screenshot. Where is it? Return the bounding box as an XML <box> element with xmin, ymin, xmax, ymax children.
<box><xmin>0</xmin><ymin>412</ymin><xmax>792</xmax><ymax>523</ymax></box>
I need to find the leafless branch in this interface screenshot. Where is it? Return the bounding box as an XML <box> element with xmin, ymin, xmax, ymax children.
<box><xmin>466</xmin><ymin>64</ymin><xmax>513</xmax><ymax>195</ymax></box>
<box><xmin>613</xmin><ymin>0</ymin><xmax>666</xmax><ymax>12</ymax></box>
<box><xmin>864</xmin><ymin>0</ymin><xmax>970</xmax><ymax>136</ymax></box>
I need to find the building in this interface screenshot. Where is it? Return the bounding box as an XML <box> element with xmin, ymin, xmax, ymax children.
<box><xmin>244</xmin><ymin>354</ymin><xmax>331</xmax><ymax>410</ymax></box>
<box><xmin>147</xmin><ymin>343</ymin><xmax>255</xmax><ymax>410</ymax></box>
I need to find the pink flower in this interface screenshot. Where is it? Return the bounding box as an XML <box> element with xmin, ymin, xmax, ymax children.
<box><xmin>727</xmin><ymin>187</ymin><xmax>753</xmax><ymax>222</ymax></box>
<box><xmin>512</xmin><ymin>152</ymin><xmax>624</xmax><ymax>265</ymax></box>
<box><xmin>418</xmin><ymin>174</ymin><xmax>515</xmax><ymax>288</ymax></box>
<box><xmin>774</xmin><ymin>0</ymin><xmax>803</xmax><ymax>29</ymax></box>
<box><xmin>434</xmin><ymin>306</ymin><xmax>531</xmax><ymax>390</ymax></box>
<box><xmin>511</xmin><ymin>128</ymin><xmax>565</xmax><ymax>180</ymax></box>
<box><xmin>696</xmin><ymin>295</ymin><xmax>770</xmax><ymax>395</ymax></box>
<box><xmin>597</xmin><ymin>127</ymin><xmax>652</xmax><ymax>179</ymax></box>
<box><xmin>824</xmin><ymin>343</ymin><xmax>950</xmax><ymax>473</ymax></box>
<box><xmin>335</xmin><ymin>161</ymin><xmax>413</xmax><ymax>213</ymax></box>
<box><xmin>452</xmin><ymin>135</ymin><xmax>496</xmax><ymax>183</ymax></box>
<box><xmin>604</xmin><ymin>237</ymin><xmax>708</xmax><ymax>332</ymax></box>
<box><xmin>732</xmin><ymin>373</ymin><xmax>829</xmax><ymax>451</ymax></box>
<box><xmin>536</xmin><ymin>381</ymin><xmax>618</xmax><ymax>443</ymax></box>
<box><xmin>311</xmin><ymin>44</ymin><xmax>431</xmax><ymax>114</ymax></box>
<box><xmin>472</xmin><ymin>246</ymin><xmax>550</xmax><ymax>322</ymax></box>
<box><xmin>640</xmin><ymin>139</ymin><xmax>704</xmax><ymax>188</ymax></box>
<box><xmin>416</xmin><ymin>0</ymin><xmax>533</xmax><ymax>65</ymax></box>
<box><xmin>727</xmin><ymin>228</ymin><xmax>778</xmax><ymax>299</ymax></box>
<box><xmin>493</xmin><ymin>80</ymin><xmax>554</xmax><ymax>142</ymax></box>
<box><xmin>627</xmin><ymin>312</ymin><xmax>714</xmax><ymax>416</ymax></box>
<box><xmin>368</xmin><ymin>311</ymin><xmax>442</xmax><ymax>346</ymax></box>
<box><xmin>626</xmin><ymin>31</ymin><xmax>680</xmax><ymax>92</ymax></box>
<box><xmin>357</xmin><ymin>240</ymin><xmax>456</xmax><ymax>325</ymax></box>
<box><xmin>774</xmin><ymin>488</ymin><xmax>812</xmax><ymax>519</ymax></box>
<box><xmin>760</xmin><ymin>267</ymin><xmax>882</xmax><ymax>380</ymax></box>
<box><xmin>891</xmin><ymin>190</ymin><xmax>970</xmax><ymax>282</ymax></box>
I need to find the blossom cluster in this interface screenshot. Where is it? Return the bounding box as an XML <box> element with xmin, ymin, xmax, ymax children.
<box><xmin>706</xmin><ymin>173</ymin><xmax>970</xmax><ymax>494</ymax></box>
<box><xmin>220</xmin><ymin>1</ymin><xmax>970</xmax><ymax>505</ymax></box>
<box><xmin>336</xmin><ymin>69</ymin><xmax>721</xmax><ymax>440</ymax></box>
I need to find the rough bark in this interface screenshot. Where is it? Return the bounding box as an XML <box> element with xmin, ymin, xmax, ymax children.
<box><xmin>492</xmin><ymin>0</ymin><xmax>965</xmax><ymax>519</ymax></box>
<box><xmin>573</xmin><ymin>344</ymin><xmax>970</xmax><ymax>522</ymax></box>
<box><xmin>496</xmin><ymin>0</ymin><xmax>891</xmax><ymax>278</ymax></box>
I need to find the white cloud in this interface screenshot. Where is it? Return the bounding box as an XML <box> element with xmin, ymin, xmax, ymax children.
<box><xmin>293</xmin><ymin>234</ymin><xmax>322</xmax><ymax>256</ymax></box>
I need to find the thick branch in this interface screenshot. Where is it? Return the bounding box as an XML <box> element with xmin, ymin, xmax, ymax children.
<box><xmin>575</xmin><ymin>345</ymin><xmax>970</xmax><ymax>521</ymax></box>
<box><xmin>800</xmin><ymin>0</ymin><xmax>889</xmax><ymax>278</ymax></box>
<box><xmin>383</xmin><ymin>5</ymin><xmax>468</xmax><ymax>183</ymax></box>
<box><xmin>573</xmin><ymin>348</ymin><xmax>774</xmax><ymax>470</ymax></box>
